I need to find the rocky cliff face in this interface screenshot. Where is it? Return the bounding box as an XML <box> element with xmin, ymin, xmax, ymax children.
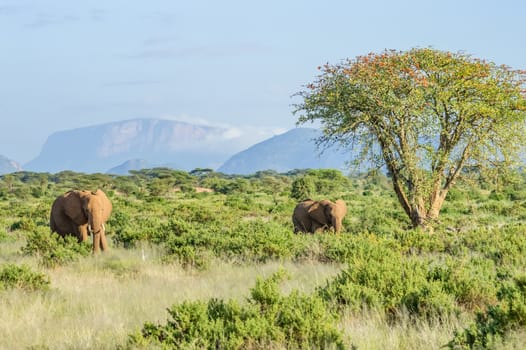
<box><xmin>0</xmin><ymin>155</ymin><xmax>23</xmax><ymax>175</ymax></box>
<box><xmin>24</xmin><ymin>119</ymin><xmax>233</xmax><ymax>173</ymax></box>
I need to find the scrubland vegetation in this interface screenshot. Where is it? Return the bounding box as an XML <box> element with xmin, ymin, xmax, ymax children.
<box><xmin>1</xmin><ymin>168</ymin><xmax>526</xmax><ymax>349</ymax></box>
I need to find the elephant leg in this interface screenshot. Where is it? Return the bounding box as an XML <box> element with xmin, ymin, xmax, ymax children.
<box><xmin>292</xmin><ymin>217</ymin><xmax>305</xmax><ymax>233</ymax></box>
<box><xmin>99</xmin><ymin>231</ymin><xmax>109</xmax><ymax>252</ymax></box>
<box><xmin>292</xmin><ymin>217</ymin><xmax>308</xmax><ymax>233</ymax></box>
<box><xmin>292</xmin><ymin>217</ymin><xmax>300</xmax><ymax>233</ymax></box>
<box><xmin>78</xmin><ymin>224</ymin><xmax>89</xmax><ymax>243</ymax></box>
<box><xmin>300</xmin><ymin>219</ymin><xmax>313</xmax><ymax>233</ymax></box>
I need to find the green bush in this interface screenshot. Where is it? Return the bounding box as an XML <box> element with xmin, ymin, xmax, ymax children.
<box><xmin>159</xmin><ymin>218</ymin><xmax>305</xmax><ymax>267</ymax></box>
<box><xmin>112</xmin><ymin>213</ymin><xmax>163</xmax><ymax>248</ymax></box>
<box><xmin>290</xmin><ymin>169</ymin><xmax>350</xmax><ymax>201</ymax></box>
<box><xmin>0</xmin><ymin>264</ymin><xmax>50</xmax><ymax>291</ymax></box>
<box><xmin>449</xmin><ymin>225</ymin><xmax>526</xmax><ymax>267</ymax></box>
<box><xmin>10</xmin><ymin>217</ymin><xmax>37</xmax><ymax>232</ymax></box>
<box><xmin>290</xmin><ymin>176</ymin><xmax>316</xmax><ymax>200</ymax></box>
<box><xmin>127</xmin><ymin>270</ymin><xmax>346</xmax><ymax>349</ymax></box>
<box><xmin>22</xmin><ymin>228</ymin><xmax>91</xmax><ymax>268</ymax></box>
<box><xmin>447</xmin><ymin>275</ymin><xmax>526</xmax><ymax>349</ymax></box>
<box><xmin>317</xmin><ymin>242</ymin><xmax>457</xmax><ymax>320</ymax></box>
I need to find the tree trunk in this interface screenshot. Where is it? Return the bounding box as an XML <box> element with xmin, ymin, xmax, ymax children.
<box><xmin>427</xmin><ymin>190</ymin><xmax>448</xmax><ymax>221</ymax></box>
<box><xmin>387</xmin><ymin>160</ymin><xmax>450</xmax><ymax>230</ymax></box>
<box><xmin>408</xmin><ymin>189</ymin><xmax>448</xmax><ymax>229</ymax></box>
<box><xmin>410</xmin><ymin>203</ymin><xmax>427</xmax><ymax>228</ymax></box>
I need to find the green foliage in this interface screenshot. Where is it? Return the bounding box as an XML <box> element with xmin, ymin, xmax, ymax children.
<box><xmin>318</xmin><ymin>243</ymin><xmax>457</xmax><ymax>320</ymax></box>
<box><xmin>446</xmin><ymin>224</ymin><xmax>526</xmax><ymax>267</ymax></box>
<box><xmin>213</xmin><ymin>178</ymin><xmax>254</xmax><ymax>195</ymax></box>
<box><xmin>290</xmin><ymin>176</ymin><xmax>315</xmax><ymax>200</ymax></box>
<box><xmin>290</xmin><ymin>169</ymin><xmax>350</xmax><ymax>200</ymax></box>
<box><xmin>128</xmin><ymin>271</ymin><xmax>346</xmax><ymax>349</ymax></box>
<box><xmin>110</xmin><ymin>209</ymin><xmax>164</xmax><ymax>248</ymax></box>
<box><xmin>447</xmin><ymin>275</ymin><xmax>526</xmax><ymax>349</ymax></box>
<box><xmin>10</xmin><ymin>217</ymin><xmax>37</xmax><ymax>232</ymax></box>
<box><xmin>307</xmin><ymin>169</ymin><xmax>351</xmax><ymax>195</ymax></box>
<box><xmin>22</xmin><ymin>228</ymin><xmax>91</xmax><ymax>268</ymax></box>
<box><xmin>159</xmin><ymin>217</ymin><xmax>305</xmax><ymax>268</ymax></box>
<box><xmin>0</xmin><ymin>264</ymin><xmax>50</xmax><ymax>291</ymax></box>
<box><xmin>317</xmin><ymin>234</ymin><xmax>502</xmax><ymax>320</ymax></box>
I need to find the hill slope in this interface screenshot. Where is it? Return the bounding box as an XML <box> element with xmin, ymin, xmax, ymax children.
<box><xmin>218</xmin><ymin>128</ymin><xmax>350</xmax><ymax>174</ymax></box>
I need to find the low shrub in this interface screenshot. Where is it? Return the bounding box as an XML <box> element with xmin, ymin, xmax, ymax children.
<box><xmin>22</xmin><ymin>228</ymin><xmax>91</xmax><ymax>268</ymax></box>
<box><xmin>10</xmin><ymin>217</ymin><xmax>37</xmax><ymax>232</ymax></box>
<box><xmin>447</xmin><ymin>275</ymin><xmax>526</xmax><ymax>349</ymax></box>
<box><xmin>450</xmin><ymin>224</ymin><xmax>526</xmax><ymax>267</ymax></box>
<box><xmin>0</xmin><ymin>264</ymin><xmax>50</xmax><ymax>291</ymax></box>
<box><xmin>159</xmin><ymin>218</ymin><xmax>304</xmax><ymax>268</ymax></box>
<box><xmin>427</xmin><ymin>256</ymin><xmax>498</xmax><ymax>311</ymax></box>
<box><xmin>127</xmin><ymin>270</ymin><xmax>346</xmax><ymax>349</ymax></box>
<box><xmin>317</xmin><ymin>247</ymin><xmax>457</xmax><ymax>320</ymax></box>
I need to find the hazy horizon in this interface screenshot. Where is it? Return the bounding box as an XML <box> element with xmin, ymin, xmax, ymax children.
<box><xmin>1</xmin><ymin>0</ymin><xmax>525</xmax><ymax>163</ymax></box>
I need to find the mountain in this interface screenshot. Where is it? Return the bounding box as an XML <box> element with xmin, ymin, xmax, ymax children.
<box><xmin>106</xmin><ymin>159</ymin><xmax>153</xmax><ymax>175</ymax></box>
<box><xmin>218</xmin><ymin>128</ymin><xmax>350</xmax><ymax>174</ymax></box>
<box><xmin>0</xmin><ymin>155</ymin><xmax>23</xmax><ymax>175</ymax></box>
<box><xmin>24</xmin><ymin>119</ymin><xmax>236</xmax><ymax>174</ymax></box>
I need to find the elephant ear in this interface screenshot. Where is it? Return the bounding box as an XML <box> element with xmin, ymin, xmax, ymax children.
<box><xmin>308</xmin><ymin>200</ymin><xmax>330</xmax><ymax>225</ymax></box>
<box><xmin>62</xmin><ymin>190</ymin><xmax>84</xmax><ymax>219</ymax></box>
<box><xmin>320</xmin><ymin>200</ymin><xmax>335</xmax><ymax>221</ymax></box>
<box><xmin>80</xmin><ymin>192</ymin><xmax>94</xmax><ymax>215</ymax></box>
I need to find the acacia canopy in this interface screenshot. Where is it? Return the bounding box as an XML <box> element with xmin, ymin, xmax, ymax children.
<box><xmin>295</xmin><ymin>48</ymin><xmax>526</xmax><ymax>228</ymax></box>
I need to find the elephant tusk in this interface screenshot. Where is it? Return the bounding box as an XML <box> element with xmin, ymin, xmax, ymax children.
<box><xmin>89</xmin><ymin>224</ymin><xmax>105</xmax><ymax>235</ymax></box>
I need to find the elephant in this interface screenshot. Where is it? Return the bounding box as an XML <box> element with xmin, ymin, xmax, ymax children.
<box><xmin>50</xmin><ymin>189</ymin><xmax>112</xmax><ymax>253</ymax></box>
<box><xmin>292</xmin><ymin>199</ymin><xmax>347</xmax><ymax>234</ymax></box>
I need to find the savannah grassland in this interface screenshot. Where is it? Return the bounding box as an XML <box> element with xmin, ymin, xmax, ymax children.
<box><xmin>1</xmin><ymin>169</ymin><xmax>526</xmax><ymax>349</ymax></box>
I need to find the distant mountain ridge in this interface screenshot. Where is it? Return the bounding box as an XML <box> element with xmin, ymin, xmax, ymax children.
<box><xmin>218</xmin><ymin>128</ymin><xmax>350</xmax><ymax>174</ymax></box>
<box><xmin>3</xmin><ymin>119</ymin><xmax>356</xmax><ymax>175</ymax></box>
<box><xmin>24</xmin><ymin>119</ymin><xmax>234</xmax><ymax>173</ymax></box>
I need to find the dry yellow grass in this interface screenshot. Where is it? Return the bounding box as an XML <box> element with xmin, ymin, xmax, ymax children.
<box><xmin>0</xmin><ymin>246</ymin><xmax>341</xmax><ymax>349</ymax></box>
<box><xmin>339</xmin><ymin>309</ymin><xmax>464</xmax><ymax>350</ymax></box>
<box><xmin>2</xmin><ymin>244</ymin><xmax>523</xmax><ymax>349</ymax></box>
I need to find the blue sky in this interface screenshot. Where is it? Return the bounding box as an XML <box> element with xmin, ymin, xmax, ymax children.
<box><xmin>1</xmin><ymin>0</ymin><xmax>524</xmax><ymax>163</ymax></box>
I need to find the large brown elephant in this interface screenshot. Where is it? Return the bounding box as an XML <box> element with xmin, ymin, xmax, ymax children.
<box><xmin>292</xmin><ymin>199</ymin><xmax>347</xmax><ymax>234</ymax></box>
<box><xmin>50</xmin><ymin>189</ymin><xmax>112</xmax><ymax>253</ymax></box>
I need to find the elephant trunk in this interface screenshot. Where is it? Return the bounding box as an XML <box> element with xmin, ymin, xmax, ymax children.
<box><xmin>89</xmin><ymin>212</ymin><xmax>106</xmax><ymax>253</ymax></box>
<box><xmin>88</xmin><ymin>212</ymin><xmax>104</xmax><ymax>235</ymax></box>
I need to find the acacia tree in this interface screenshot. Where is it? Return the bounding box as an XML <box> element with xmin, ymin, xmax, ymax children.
<box><xmin>295</xmin><ymin>48</ymin><xmax>526</xmax><ymax>228</ymax></box>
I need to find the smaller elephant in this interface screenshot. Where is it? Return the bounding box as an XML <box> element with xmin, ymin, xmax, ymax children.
<box><xmin>50</xmin><ymin>189</ymin><xmax>112</xmax><ymax>253</ymax></box>
<box><xmin>292</xmin><ymin>198</ymin><xmax>347</xmax><ymax>234</ymax></box>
